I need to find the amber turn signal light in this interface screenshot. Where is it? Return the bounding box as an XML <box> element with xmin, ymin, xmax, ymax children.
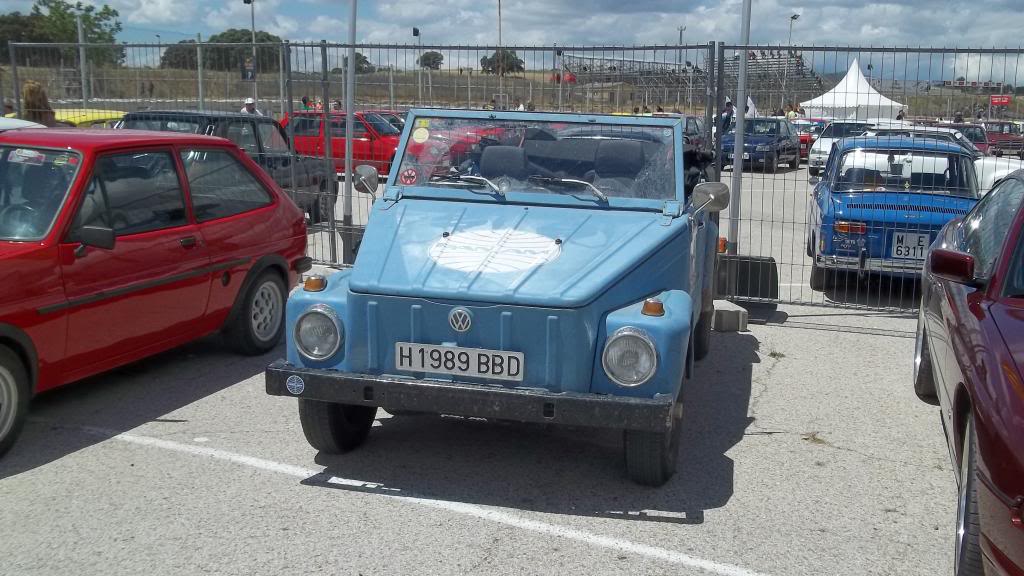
<box><xmin>304</xmin><ymin>274</ymin><xmax>327</xmax><ymax>292</ymax></box>
<box><xmin>641</xmin><ymin>298</ymin><xmax>665</xmax><ymax>317</ymax></box>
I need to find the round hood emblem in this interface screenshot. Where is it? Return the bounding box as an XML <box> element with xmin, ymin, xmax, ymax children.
<box><xmin>449</xmin><ymin>308</ymin><xmax>472</xmax><ymax>332</ymax></box>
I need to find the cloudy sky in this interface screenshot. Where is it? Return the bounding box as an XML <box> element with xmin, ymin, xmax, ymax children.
<box><xmin>3</xmin><ymin>0</ymin><xmax>1024</xmax><ymax>47</ymax></box>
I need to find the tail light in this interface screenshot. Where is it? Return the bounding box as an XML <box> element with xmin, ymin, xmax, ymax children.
<box><xmin>835</xmin><ymin>221</ymin><xmax>867</xmax><ymax>234</ymax></box>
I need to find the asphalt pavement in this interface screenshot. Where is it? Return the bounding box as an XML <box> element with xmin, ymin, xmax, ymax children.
<box><xmin>0</xmin><ymin>303</ymin><xmax>952</xmax><ymax>576</ymax></box>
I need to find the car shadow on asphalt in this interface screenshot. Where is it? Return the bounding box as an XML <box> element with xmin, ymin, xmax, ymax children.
<box><xmin>822</xmin><ymin>272</ymin><xmax>921</xmax><ymax>311</ymax></box>
<box><xmin>0</xmin><ymin>335</ymin><xmax>278</xmax><ymax>481</ymax></box>
<box><xmin>308</xmin><ymin>331</ymin><xmax>760</xmax><ymax>525</ymax></box>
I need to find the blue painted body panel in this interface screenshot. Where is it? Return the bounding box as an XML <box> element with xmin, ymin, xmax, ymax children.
<box><xmin>286</xmin><ymin>109</ymin><xmax>718</xmax><ymax>400</ymax></box>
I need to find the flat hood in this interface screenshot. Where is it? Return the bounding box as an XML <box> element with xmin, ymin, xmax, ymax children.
<box><xmin>830</xmin><ymin>191</ymin><xmax>975</xmax><ymax>227</ymax></box>
<box><xmin>349</xmin><ymin>199</ymin><xmax>677</xmax><ymax>307</ymax></box>
<box><xmin>722</xmin><ymin>134</ymin><xmax>776</xmax><ymax>147</ymax></box>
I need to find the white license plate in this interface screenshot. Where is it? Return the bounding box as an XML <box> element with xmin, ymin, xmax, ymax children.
<box><xmin>892</xmin><ymin>233</ymin><xmax>929</xmax><ymax>259</ymax></box>
<box><xmin>395</xmin><ymin>342</ymin><xmax>524</xmax><ymax>382</ymax></box>
<box><xmin>742</xmin><ymin>152</ymin><xmax>750</xmax><ymax>160</ymax></box>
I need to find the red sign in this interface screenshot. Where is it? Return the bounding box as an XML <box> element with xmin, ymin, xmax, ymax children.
<box><xmin>991</xmin><ymin>95</ymin><xmax>1012</xmax><ymax>106</ymax></box>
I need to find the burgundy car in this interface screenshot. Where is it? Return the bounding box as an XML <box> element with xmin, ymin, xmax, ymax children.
<box><xmin>0</xmin><ymin>129</ymin><xmax>309</xmax><ymax>457</ymax></box>
<box><xmin>915</xmin><ymin>169</ymin><xmax>1024</xmax><ymax>576</ymax></box>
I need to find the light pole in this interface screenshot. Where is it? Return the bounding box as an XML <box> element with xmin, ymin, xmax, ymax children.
<box><xmin>243</xmin><ymin>0</ymin><xmax>258</xmax><ymax>105</ymax></box>
<box><xmin>677</xmin><ymin>25</ymin><xmax>686</xmax><ymax>66</ymax></box>
<box><xmin>782</xmin><ymin>13</ymin><xmax>799</xmax><ymax>111</ymax></box>
<box><xmin>413</xmin><ymin>27</ymin><xmax>422</xmax><ymax>104</ymax></box>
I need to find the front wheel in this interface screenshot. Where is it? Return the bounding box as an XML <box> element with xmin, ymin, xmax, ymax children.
<box><xmin>955</xmin><ymin>415</ymin><xmax>984</xmax><ymax>576</ymax></box>
<box><xmin>227</xmin><ymin>271</ymin><xmax>286</xmax><ymax>355</ymax></box>
<box><xmin>298</xmin><ymin>400</ymin><xmax>377</xmax><ymax>454</ymax></box>
<box><xmin>913</xmin><ymin>306</ymin><xmax>938</xmax><ymax>404</ymax></box>
<box><xmin>0</xmin><ymin>346</ymin><xmax>29</xmax><ymax>457</ymax></box>
<box><xmin>809</xmin><ymin>256</ymin><xmax>825</xmax><ymax>291</ymax></box>
<box><xmin>624</xmin><ymin>394</ymin><xmax>682</xmax><ymax>486</ymax></box>
<box><xmin>808</xmin><ymin>167</ymin><xmax>820</xmax><ymax>177</ymax></box>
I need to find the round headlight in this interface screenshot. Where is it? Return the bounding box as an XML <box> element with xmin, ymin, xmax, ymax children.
<box><xmin>295</xmin><ymin>304</ymin><xmax>343</xmax><ymax>360</ymax></box>
<box><xmin>602</xmin><ymin>327</ymin><xmax>657</xmax><ymax>387</ymax></box>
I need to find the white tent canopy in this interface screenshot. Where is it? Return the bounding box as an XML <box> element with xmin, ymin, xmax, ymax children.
<box><xmin>800</xmin><ymin>59</ymin><xmax>904</xmax><ymax>120</ymax></box>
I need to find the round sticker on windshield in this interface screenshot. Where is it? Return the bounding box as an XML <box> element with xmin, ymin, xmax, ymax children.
<box><xmin>400</xmin><ymin>168</ymin><xmax>418</xmax><ymax>185</ymax></box>
<box><xmin>662</xmin><ymin>129</ymin><xmax>672</xmax><ymax>138</ymax></box>
<box><xmin>429</xmin><ymin>229</ymin><xmax>561</xmax><ymax>274</ymax></box>
<box><xmin>412</xmin><ymin>127</ymin><xmax>430</xmax><ymax>144</ymax></box>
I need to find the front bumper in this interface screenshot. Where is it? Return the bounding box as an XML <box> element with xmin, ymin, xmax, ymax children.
<box><xmin>724</xmin><ymin>150</ymin><xmax>773</xmax><ymax>163</ymax></box>
<box><xmin>809</xmin><ymin>156</ymin><xmax>827</xmax><ymax>168</ymax></box>
<box><xmin>266</xmin><ymin>361</ymin><xmax>675</xmax><ymax>432</ymax></box>
<box><xmin>816</xmin><ymin>253</ymin><xmax>923</xmax><ymax>276</ymax></box>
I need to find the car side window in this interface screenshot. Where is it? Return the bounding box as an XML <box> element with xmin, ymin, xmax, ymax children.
<box><xmin>291</xmin><ymin>116</ymin><xmax>322</xmax><ymax>137</ymax></box>
<box><xmin>217</xmin><ymin>120</ymin><xmax>259</xmax><ymax>154</ymax></box>
<box><xmin>685</xmin><ymin>119</ymin><xmax>699</xmax><ymax>136</ymax></box>
<box><xmin>962</xmin><ymin>178</ymin><xmax>1024</xmax><ymax>279</ymax></box>
<box><xmin>258</xmin><ymin>122</ymin><xmax>290</xmax><ymax>154</ymax></box>
<box><xmin>70</xmin><ymin>151</ymin><xmax>187</xmax><ymax>239</ymax></box>
<box><xmin>179</xmin><ymin>149</ymin><xmax>273</xmax><ymax>222</ymax></box>
<box><xmin>330</xmin><ymin>118</ymin><xmax>368</xmax><ymax>138</ymax></box>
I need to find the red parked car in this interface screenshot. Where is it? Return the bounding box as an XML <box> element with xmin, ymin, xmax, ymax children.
<box><xmin>915</xmin><ymin>169</ymin><xmax>1024</xmax><ymax>576</ymax></box>
<box><xmin>983</xmin><ymin>121</ymin><xmax>1024</xmax><ymax>159</ymax></box>
<box><xmin>0</xmin><ymin>129</ymin><xmax>309</xmax><ymax>456</ymax></box>
<box><xmin>281</xmin><ymin>111</ymin><xmax>402</xmax><ymax>175</ymax></box>
<box><xmin>793</xmin><ymin>118</ymin><xmax>827</xmax><ymax>160</ymax></box>
<box><xmin>944</xmin><ymin>123</ymin><xmax>995</xmax><ymax>156</ymax></box>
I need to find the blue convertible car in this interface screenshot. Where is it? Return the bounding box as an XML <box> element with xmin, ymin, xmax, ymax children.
<box><xmin>807</xmin><ymin>136</ymin><xmax>980</xmax><ymax>289</ymax></box>
<box><xmin>265</xmin><ymin>109</ymin><xmax>728</xmax><ymax>486</ymax></box>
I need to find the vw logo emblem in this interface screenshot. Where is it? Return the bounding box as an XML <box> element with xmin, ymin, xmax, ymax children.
<box><xmin>448</xmin><ymin>308</ymin><xmax>472</xmax><ymax>332</ymax></box>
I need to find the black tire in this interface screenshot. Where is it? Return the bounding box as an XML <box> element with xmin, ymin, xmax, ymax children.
<box><xmin>764</xmin><ymin>154</ymin><xmax>778</xmax><ymax>174</ymax></box>
<box><xmin>0</xmin><ymin>345</ymin><xmax>30</xmax><ymax>458</ymax></box>
<box><xmin>624</xmin><ymin>392</ymin><xmax>682</xmax><ymax>486</ymax></box>
<box><xmin>914</xmin><ymin>307</ymin><xmax>939</xmax><ymax>404</ymax></box>
<box><xmin>789</xmin><ymin>154</ymin><xmax>799</xmax><ymax>169</ymax></box>
<box><xmin>693</xmin><ymin>287</ymin><xmax>714</xmax><ymax>361</ymax></box>
<box><xmin>809</xmin><ymin>167</ymin><xmax>819</xmax><ymax>177</ymax></box>
<box><xmin>298</xmin><ymin>400</ymin><xmax>377</xmax><ymax>454</ymax></box>
<box><xmin>809</xmin><ymin>257</ymin><xmax>825</xmax><ymax>291</ymax></box>
<box><xmin>227</xmin><ymin>270</ymin><xmax>287</xmax><ymax>356</ymax></box>
<box><xmin>955</xmin><ymin>415</ymin><xmax>984</xmax><ymax>576</ymax></box>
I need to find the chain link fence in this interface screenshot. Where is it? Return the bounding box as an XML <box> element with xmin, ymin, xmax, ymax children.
<box><xmin>4</xmin><ymin>41</ymin><xmax>1021</xmax><ymax>312</ymax></box>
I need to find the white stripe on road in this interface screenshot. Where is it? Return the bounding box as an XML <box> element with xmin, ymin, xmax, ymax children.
<box><xmin>89</xmin><ymin>427</ymin><xmax>771</xmax><ymax>576</ymax></box>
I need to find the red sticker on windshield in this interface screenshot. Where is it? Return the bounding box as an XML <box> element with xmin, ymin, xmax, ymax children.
<box><xmin>400</xmin><ymin>168</ymin><xmax>418</xmax><ymax>185</ymax></box>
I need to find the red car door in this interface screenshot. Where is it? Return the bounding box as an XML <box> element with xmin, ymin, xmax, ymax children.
<box><xmin>287</xmin><ymin>114</ymin><xmax>324</xmax><ymax>161</ymax></box>
<box><xmin>58</xmin><ymin>148</ymin><xmax>210</xmax><ymax>381</ymax></box>
<box><xmin>328</xmin><ymin>115</ymin><xmax>376</xmax><ymax>172</ymax></box>
<box><xmin>177</xmin><ymin>146</ymin><xmax>283</xmax><ymax>328</ymax></box>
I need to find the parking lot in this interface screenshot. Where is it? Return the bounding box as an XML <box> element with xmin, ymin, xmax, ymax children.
<box><xmin>0</xmin><ymin>300</ymin><xmax>951</xmax><ymax>576</ymax></box>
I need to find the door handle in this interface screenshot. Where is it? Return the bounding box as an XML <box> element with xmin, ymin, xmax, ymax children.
<box><xmin>179</xmin><ymin>236</ymin><xmax>198</xmax><ymax>248</ymax></box>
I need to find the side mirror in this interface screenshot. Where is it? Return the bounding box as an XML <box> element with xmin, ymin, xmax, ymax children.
<box><xmin>74</xmin><ymin>225</ymin><xmax>115</xmax><ymax>257</ymax></box>
<box><xmin>353</xmin><ymin>164</ymin><xmax>379</xmax><ymax>196</ymax></box>
<box><xmin>692</xmin><ymin>181</ymin><xmax>730</xmax><ymax>213</ymax></box>
<box><xmin>929</xmin><ymin>248</ymin><xmax>977</xmax><ymax>285</ymax></box>
<box><xmin>808</xmin><ymin>176</ymin><xmax>821</xmax><ymax>185</ymax></box>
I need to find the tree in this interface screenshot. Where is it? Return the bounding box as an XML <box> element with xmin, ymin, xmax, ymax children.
<box><xmin>160</xmin><ymin>40</ymin><xmax>197</xmax><ymax>70</ymax></box>
<box><xmin>1</xmin><ymin>1</ymin><xmax>123</xmax><ymax>66</ymax></box>
<box><xmin>480</xmin><ymin>49</ymin><xmax>524</xmax><ymax>75</ymax></box>
<box><xmin>203</xmin><ymin>29</ymin><xmax>283</xmax><ymax>73</ymax></box>
<box><xmin>329</xmin><ymin>52</ymin><xmax>375</xmax><ymax>75</ymax></box>
<box><xmin>418</xmin><ymin>51</ymin><xmax>443</xmax><ymax>70</ymax></box>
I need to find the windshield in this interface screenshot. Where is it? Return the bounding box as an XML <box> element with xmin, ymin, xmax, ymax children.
<box><xmin>0</xmin><ymin>146</ymin><xmax>81</xmax><ymax>241</ymax></box>
<box><xmin>960</xmin><ymin>125</ymin><xmax>987</xmax><ymax>143</ymax></box>
<box><xmin>121</xmin><ymin>117</ymin><xmax>203</xmax><ymax>133</ymax></box>
<box><xmin>835</xmin><ymin>148</ymin><xmax>977</xmax><ymax>198</ymax></box>
<box><xmin>729</xmin><ymin>119</ymin><xmax>779</xmax><ymax>136</ymax></box>
<box><xmin>363</xmin><ymin>113</ymin><xmax>400</xmax><ymax>136</ymax></box>
<box><xmin>988</xmin><ymin>122</ymin><xmax>1020</xmax><ymax>135</ymax></box>
<box><xmin>821</xmin><ymin>122</ymin><xmax>869</xmax><ymax>139</ymax></box>
<box><xmin>395</xmin><ymin>116</ymin><xmax>677</xmax><ymax>200</ymax></box>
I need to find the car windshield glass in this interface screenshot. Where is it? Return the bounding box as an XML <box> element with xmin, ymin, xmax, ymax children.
<box><xmin>989</xmin><ymin>122</ymin><xmax>1020</xmax><ymax>134</ymax></box>
<box><xmin>362</xmin><ymin>113</ymin><xmax>400</xmax><ymax>135</ymax></box>
<box><xmin>730</xmin><ymin>119</ymin><xmax>778</xmax><ymax>136</ymax></box>
<box><xmin>0</xmin><ymin>146</ymin><xmax>81</xmax><ymax>241</ymax></box>
<box><xmin>122</xmin><ymin>118</ymin><xmax>203</xmax><ymax>133</ymax></box>
<box><xmin>835</xmin><ymin>148</ymin><xmax>977</xmax><ymax>198</ymax></box>
<box><xmin>823</xmin><ymin>123</ymin><xmax>869</xmax><ymax>139</ymax></box>
<box><xmin>960</xmin><ymin>126</ymin><xmax>987</xmax><ymax>142</ymax></box>
<box><xmin>395</xmin><ymin>116</ymin><xmax>676</xmax><ymax>200</ymax></box>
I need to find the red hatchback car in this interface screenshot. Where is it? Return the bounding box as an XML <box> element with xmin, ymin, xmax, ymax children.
<box><xmin>915</xmin><ymin>169</ymin><xmax>1024</xmax><ymax>576</ymax></box>
<box><xmin>0</xmin><ymin>129</ymin><xmax>308</xmax><ymax>456</ymax></box>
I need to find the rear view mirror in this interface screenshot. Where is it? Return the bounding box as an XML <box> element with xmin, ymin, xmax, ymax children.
<box><xmin>929</xmin><ymin>248</ymin><xmax>977</xmax><ymax>286</ymax></box>
<box><xmin>353</xmin><ymin>164</ymin><xmax>379</xmax><ymax>196</ymax></box>
<box><xmin>692</xmin><ymin>182</ymin><xmax>730</xmax><ymax>213</ymax></box>
<box><xmin>74</xmin><ymin>225</ymin><xmax>115</xmax><ymax>257</ymax></box>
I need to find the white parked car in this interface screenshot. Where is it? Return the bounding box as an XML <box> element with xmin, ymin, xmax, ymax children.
<box><xmin>807</xmin><ymin>120</ymin><xmax>873</xmax><ymax>176</ymax></box>
<box><xmin>0</xmin><ymin>118</ymin><xmax>45</xmax><ymax>131</ymax></box>
<box><xmin>976</xmin><ymin>155</ymin><xmax>1024</xmax><ymax>195</ymax></box>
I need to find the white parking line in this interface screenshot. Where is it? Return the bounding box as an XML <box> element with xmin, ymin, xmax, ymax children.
<box><xmin>86</xmin><ymin>426</ymin><xmax>772</xmax><ymax>576</ymax></box>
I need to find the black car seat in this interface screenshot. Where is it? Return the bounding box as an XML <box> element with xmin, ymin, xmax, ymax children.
<box><xmin>479</xmin><ymin>146</ymin><xmax>530</xmax><ymax>181</ymax></box>
<box><xmin>590</xmin><ymin>140</ymin><xmax>645</xmax><ymax>196</ymax></box>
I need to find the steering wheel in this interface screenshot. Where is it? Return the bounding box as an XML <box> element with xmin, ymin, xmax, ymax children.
<box><xmin>0</xmin><ymin>204</ymin><xmax>40</xmax><ymax>235</ymax></box>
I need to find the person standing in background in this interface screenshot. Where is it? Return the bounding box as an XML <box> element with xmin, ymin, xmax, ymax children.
<box><xmin>22</xmin><ymin>80</ymin><xmax>56</xmax><ymax>127</ymax></box>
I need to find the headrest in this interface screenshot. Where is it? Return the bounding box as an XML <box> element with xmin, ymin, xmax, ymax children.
<box><xmin>595</xmin><ymin>140</ymin><xmax>644</xmax><ymax>178</ymax></box>
<box><xmin>480</xmin><ymin>146</ymin><xmax>528</xmax><ymax>180</ymax></box>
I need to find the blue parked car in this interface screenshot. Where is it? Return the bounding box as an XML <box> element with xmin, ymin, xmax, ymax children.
<box><xmin>807</xmin><ymin>136</ymin><xmax>980</xmax><ymax>289</ymax></box>
<box><xmin>722</xmin><ymin>117</ymin><xmax>801</xmax><ymax>173</ymax></box>
<box><xmin>265</xmin><ymin>109</ymin><xmax>728</xmax><ymax>486</ymax></box>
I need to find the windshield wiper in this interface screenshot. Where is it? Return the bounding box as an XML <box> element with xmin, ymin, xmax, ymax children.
<box><xmin>527</xmin><ymin>176</ymin><xmax>608</xmax><ymax>202</ymax></box>
<box><xmin>431</xmin><ymin>173</ymin><xmax>504</xmax><ymax>196</ymax></box>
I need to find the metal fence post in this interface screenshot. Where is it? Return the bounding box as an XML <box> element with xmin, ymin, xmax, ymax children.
<box><xmin>714</xmin><ymin>42</ymin><xmax>725</xmax><ymax>179</ymax></box>
<box><xmin>278</xmin><ymin>43</ymin><xmax>286</xmax><ymax>118</ymax></box>
<box><xmin>283</xmin><ymin>41</ymin><xmax>296</xmax><ymax>195</ymax></box>
<box><xmin>77</xmin><ymin>16</ymin><xmax>89</xmax><ymax>106</ymax></box>
<box><xmin>320</xmin><ymin>40</ymin><xmax>337</xmax><ymax>263</ymax></box>
<box><xmin>388</xmin><ymin>66</ymin><xmax>395</xmax><ymax>109</ymax></box>
<box><xmin>342</xmin><ymin>0</ymin><xmax>357</xmax><ymax>266</ymax></box>
<box><xmin>729</xmin><ymin>1</ymin><xmax>752</xmax><ymax>257</ymax></box>
<box><xmin>704</xmin><ymin>41</ymin><xmax>716</xmax><ymax>152</ymax></box>
<box><xmin>9</xmin><ymin>44</ymin><xmax>20</xmax><ymax>117</ymax></box>
<box><xmin>196</xmin><ymin>35</ymin><xmax>205</xmax><ymax>111</ymax></box>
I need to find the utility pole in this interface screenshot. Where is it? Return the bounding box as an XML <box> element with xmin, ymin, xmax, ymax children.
<box><xmin>342</xmin><ymin>0</ymin><xmax>357</xmax><ymax>264</ymax></box>
<box><xmin>243</xmin><ymin>0</ymin><xmax>258</xmax><ymax>105</ymax></box>
<box><xmin>677</xmin><ymin>25</ymin><xmax>686</xmax><ymax>67</ymax></box>
<box><xmin>76</xmin><ymin>13</ymin><xmax>88</xmax><ymax>106</ymax></box>
<box><xmin>413</xmin><ymin>27</ymin><xmax>422</xmax><ymax>104</ymax></box>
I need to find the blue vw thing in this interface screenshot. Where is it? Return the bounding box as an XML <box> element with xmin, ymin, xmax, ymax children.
<box><xmin>265</xmin><ymin>110</ymin><xmax>728</xmax><ymax>486</ymax></box>
<box><xmin>807</xmin><ymin>136</ymin><xmax>980</xmax><ymax>289</ymax></box>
